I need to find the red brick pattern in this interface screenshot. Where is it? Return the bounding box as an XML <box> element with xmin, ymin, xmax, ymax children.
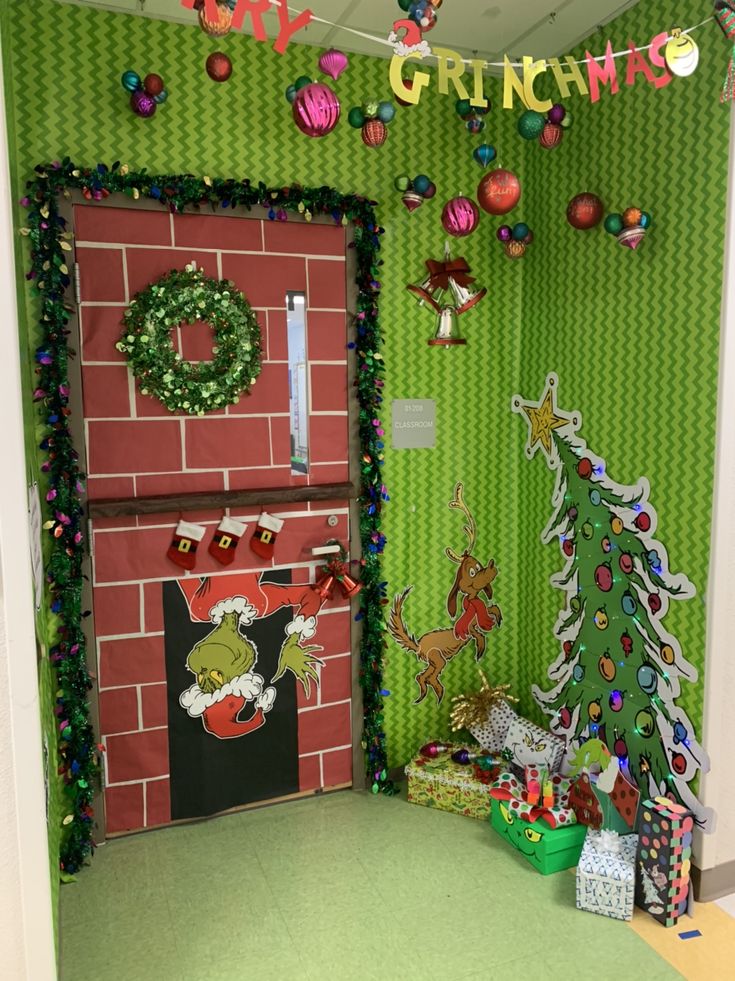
<box><xmin>78</xmin><ymin>207</ymin><xmax>354</xmax><ymax>832</ymax></box>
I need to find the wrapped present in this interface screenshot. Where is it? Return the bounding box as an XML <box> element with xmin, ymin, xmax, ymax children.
<box><xmin>635</xmin><ymin>797</ymin><xmax>694</xmax><ymax>927</ymax></box>
<box><xmin>570</xmin><ymin>759</ymin><xmax>640</xmax><ymax>833</ymax></box>
<box><xmin>451</xmin><ymin>672</ymin><xmax>519</xmax><ymax>753</ymax></box>
<box><xmin>490</xmin><ymin>797</ymin><xmax>586</xmax><ymax>874</ymax></box>
<box><xmin>405</xmin><ymin>744</ymin><xmax>501</xmax><ymax>820</ymax></box>
<box><xmin>489</xmin><ymin>767</ymin><xmax>577</xmax><ymax>829</ymax></box>
<box><xmin>576</xmin><ymin>830</ymin><xmax>638</xmax><ymax>921</ymax></box>
<box><xmin>501</xmin><ymin>716</ymin><xmax>566</xmax><ymax>774</ymax></box>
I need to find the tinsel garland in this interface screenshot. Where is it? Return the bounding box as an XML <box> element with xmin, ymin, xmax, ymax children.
<box><xmin>20</xmin><ymin>159</ymin><xmax>394</xmax><ymax>873</ymax></box>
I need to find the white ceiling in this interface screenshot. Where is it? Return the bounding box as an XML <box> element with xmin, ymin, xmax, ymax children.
<box><xmin>58</xmin><ymin>0</ymin><xmax>641</xmax><ymax>62</ymax></box>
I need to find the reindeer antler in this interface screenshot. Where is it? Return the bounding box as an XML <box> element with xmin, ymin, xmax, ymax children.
<box><xmin>445</xmin><ymin>482</ymin><xmax>477</xmax><ymax>564</ymax></box>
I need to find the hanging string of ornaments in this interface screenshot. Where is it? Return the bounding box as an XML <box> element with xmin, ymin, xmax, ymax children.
<box><xmin>393</xmin><ymin>173</ymin><xmax>436</xmax><ymax>213</ymax></box>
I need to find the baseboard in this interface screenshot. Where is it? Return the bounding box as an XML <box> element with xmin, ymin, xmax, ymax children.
<box><xmin>692</xmin><ymin>859</ymin><xmax>735</xmax><ymax>901</ymax></box>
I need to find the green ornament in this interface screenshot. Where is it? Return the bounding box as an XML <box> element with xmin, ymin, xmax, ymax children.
<box><xmin>363</xmin><ymin>102</ymin><xmax>379</xmax><ymax>118</ymax></box>
<box><xmin>455</xmin><ymin>97</ymin><xmax>472</xmax><ymax>116</ymax></box>
<box><xmin>348</xmin><ymin>107</ymin><xmax>366</xmax><ymax>128</ymax></box>
<box><xmin>560</xmin><ymin>111</ymin><xmax>573</xmax><ymax>129</ymax></box>
<box><xmin>294</xmin><ymin>75</ymin><xmax>312</xmax><ymax>91</ymax></box>
<box><xmin>394</xmin><ymin>174</ymin><xmax>411</xmax><ymax>192</ymax></box>
<box><xmin>582</xmin><ymin>520</ymin><xmax>594</xmax><ymax>540</ymax></box>
<box><xmin>517</xmin><ymin>109</ymin><xmax>546</xmax><ymax>140</ymax></box>
<box><xmin>604</xmin><ymin>213</ymin><xmax>624</xmax><ymax>235</ymax></box>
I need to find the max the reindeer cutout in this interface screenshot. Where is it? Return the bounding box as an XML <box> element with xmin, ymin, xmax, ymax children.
<box><xmin>388</xmin><ymin>483</ymin><xmax>502</xmax><ymax>704</ymax></box>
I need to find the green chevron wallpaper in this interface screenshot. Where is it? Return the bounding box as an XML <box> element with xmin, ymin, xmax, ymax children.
<box><xmin>1</xmin><ymin>0</ymin><xmax>730</xmax><ymax>913</ymax></box>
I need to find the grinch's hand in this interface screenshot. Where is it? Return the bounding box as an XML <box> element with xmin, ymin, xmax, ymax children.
<box><xmin>256</xmin><ymin>686</ymin><xmax>277</xmax><ymax>713</ymax></box>
<box><xmin>272</xmin><ymin>633</ymin><xmax>324</xmax><ymax>699</ymax></box>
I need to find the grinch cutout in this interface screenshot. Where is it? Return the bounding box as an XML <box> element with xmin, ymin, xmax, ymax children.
<box><xmin>177</xmin><ymin>576</ymin><xmax>325</xmax><ymax>740</ymax></box>
<box><xmin>388</xmin><ymin>483</ymin><xmax>502</xmax><ymax>704</ymax></box>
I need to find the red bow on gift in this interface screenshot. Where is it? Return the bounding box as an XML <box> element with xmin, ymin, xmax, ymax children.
<box><xmin>425</xmin><ymin>257</ymin><xmax>475</xmax><ymax>290</ymax></box>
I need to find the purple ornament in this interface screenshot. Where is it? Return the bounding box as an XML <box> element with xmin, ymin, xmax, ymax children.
<box><xmin>292</xmin><ymin>82</ymin><xmax>340</xmax><ymax>138</ymax></box>
<box><xmin>318</xmin><ymin>48</ymin><xmax>349</xmax><ymax>81</ymax></box>
<box><xmin>451</xmin><ymin>749</ymin><xmax>472</xmax><ymax>765</ymax></box>
<box><xmin>497</xmin><ymin>224</ymin><xmax>512</xmax><ymax>242</ymax></box>
<box><xmin>130</xmin><ymin>90</ymin><xmax>157</xmax><ymax>118</ymax></box>
<box><xmin>548</xmin><ymin>103</ymin><xmax>566</xmax><ymax>125</ymax></box>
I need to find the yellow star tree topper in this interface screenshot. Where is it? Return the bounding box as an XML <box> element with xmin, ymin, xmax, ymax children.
<box><xmin>511</xmin><ymin>373</ymin><xmax>580</xmax><ymax>465</ymax></box>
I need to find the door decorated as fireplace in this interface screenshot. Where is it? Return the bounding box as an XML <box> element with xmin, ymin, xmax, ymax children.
<box><xmin>74</xmin><ymin>202</ymin><xmax>355</xmax><ymax>832</ymax></box>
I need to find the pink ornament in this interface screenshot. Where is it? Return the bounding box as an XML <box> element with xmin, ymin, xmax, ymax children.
<box><xmin>130</xmin><ymin>90</ymin><xmax>156</xmax><ymax>118</ymax></box>
<box><xmin>292</xmin><ymin>82</ymin><xmax>341</xmax><ymax>138</ymax></box>
<box><xmin>441</xmin><ymin>196</ymin><xmax>479</xmax><ymax>238</ymax></box>
<box><xmin>318</xmin><ymin>48</ymin><xmax>349</xmax><ymax>81</ymax></box>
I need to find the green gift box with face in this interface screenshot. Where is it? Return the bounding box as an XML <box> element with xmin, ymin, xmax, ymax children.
<box><xmin>490</xmin><ymin>798</ymin><xmax>587</xmax><ymax>875</ymax></box>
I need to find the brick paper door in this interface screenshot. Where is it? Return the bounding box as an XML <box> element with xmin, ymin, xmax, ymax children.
<box><xmin>74</xmin><ymin>204</ymin><xmax>355</xmax><ymax>833</ymax></box>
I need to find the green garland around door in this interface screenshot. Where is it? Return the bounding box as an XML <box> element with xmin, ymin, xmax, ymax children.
<box><xmin>118</xmin><ymin>265</ymin><xmax>262</xmax><ymax>415</ymax></box>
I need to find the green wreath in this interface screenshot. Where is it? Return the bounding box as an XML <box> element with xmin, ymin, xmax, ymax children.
<box><xmin>117</xmin><ymin>265</ymin><xmax>262</xmax><ymax>415</ymax></box>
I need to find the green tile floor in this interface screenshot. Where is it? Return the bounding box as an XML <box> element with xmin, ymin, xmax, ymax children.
<box><xmin>59</xmin><ymin>790</ymin><xmax>682</xmax><ymax>981</ymax></box>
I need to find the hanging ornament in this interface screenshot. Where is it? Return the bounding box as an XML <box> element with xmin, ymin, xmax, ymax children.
<box><xmin>582</xmin><ymin>520</ymin><xmax>594</xmax><ymax>540</ymax></box>
<box><xmin>573</xmin><ymin>664</ymin><xmax>585</xmax><ymax>682</ymax></box>
<box><xmin>619</xmin><ymin>552</ymin><xmax>634</xmax><ymax>574</ymax></box>
<box><xmin>362</xmin><ymin>119</ymin><xmax>388</xmax><ymax>147</ymax></box>
<box><xmin>637</xmin><ymin>664</ymin><xmax>658</xmax><ymax>694</ymax></box>
<box><xmin>477</xmin><ymin>168</ymin><xmax>521</xmax><ymax>215</ymax></box>
<box><xmin>605</xmin><ymin>205</ymin><xmax>651</xmax><ymax>250</ymax></box>
<box><xmin>715</xmin><ymin>2</ymin><xmax>735</xmax><ymax>103</ymax></box>
<box><xmin>671</xmin><ymin>752</ymin><xmax>687</xmax><ymax>775</ymax></box>
<box><xmin>635</xmin><ymin>511</ymin><xmax>652</xmax><ymax>532</ymax></box>
<box><xmin>609</xmin><ymin>690</ymin><xmax>624</xmax><ymax>712</ymax></box>
<box><xmin>517</xmin><ymin>109</ymin><xmax>545</xmax><ymax>140</ymax></box>
<box><xmin>614</xmin><ymin>737</ymin><xmax>628</xmax><ymax>759</ymax></box>
<box><xmin>598</xmin><ymin>653</ymin><xmax>616</xmax><ymax>682</ymax></box>
<box><xmin>292</xmin><ymin>82</ymin><xmax>341</xmax><ymax>138</ymax></box>
<box><xmin>588</xmin><ymin>700</ymin><xmax>603</xmax><ymax>723</ymax></box>
<box><xmin>665</xmin><ymin>26</ymin><xmax>700</xmax><ymax>77</ymax></box>
<box><xmin>540</xmin><ymin>121</ymin><xmax>563</xmax><ymax>149</ymax></box>
<box><xmin>407</xmin><ymin>244</ymin><xmax>486</xmax><ymax>346</ymax></box>
<box><xmin>349</xmin><ymin>100</ymin><xmax>395</xmax><ymax>147</ymax></box>
<box><xmin>395</xmin><ymin>173</ymin><xmax>436</xmax><ymax>213</ymax></box>
<box><xmin>121</xmin><ymin>69</ymin><xmax>167</xmax><ymax>118</ymax></box>
<box><xmin>318</xmin><ymin>47</ymin><xmax>349</xmax><ymax>80</ymax></box>
<box><xmin>563</xmin><ymin>640</ymin><xmax>573</xmax><ymax>658</ymax></box>
<box><xmin>454</xmin><ymin>92</ymin><xmax>491</xmax><ymax>135</ymax></box>
<box><xmin>636</xmin><ymin>708</ymin><xmax>656</xmax><ymax>737</ymax></box>
<box><xmin>206</xmin><ymin>51</ymin><xmax>233</xmax><ymax>83</ymax></box>
<box><xmin>473</xmin><ymin>144</ymin><xmax>497</xmax><ymax>168</ymax></box>
<box><xmin>594</xmin><ymin>607</ymin><xmax>609</xmax><ymax>630</ymax></box>
<box><xmin>610</xmin><ymin>515</ymin><xmax>624</xmax><ymax>535</ymax></box>
<box><xmin>409</xmin><ymin>0</ymin><xmax>439</xmax><ymax>31</ymax></box>
<box><xmin>673</xmin><ymin>721</ymin><xmax>689</xmax><ymax>745</ymax></box>
<box><xmin>660</xmin><ymin>643</ymin><xmax>675</xmax><ymax>666</ymax></box>
<box><xmin>621</xmin><ymin>591</ymin><xmax>637</xmax><ymax>616</ymax></box>
<box><xmin>648</xmin><ymin>593</ymin><xmax>662</xmax><ymax>614</ymax></box>
<box><xmin>577</xmin><ymin>457</ymin><xmax>593</xmax><ymax>478</ymax></box>
<box><xmin>441</xmin><ymin>196</ymin><xmax>480</xmax><ymax>237</ymax></box>
<box><xmin>566</xmin><ymin>193</ymin><xmax>604</xmax><ymax>230</ymax></box>
<box><xmin>601</xmin><ymin>536</ymin><xmax>612</xmax><ymax>553</ymax></box>
<box><xmin>620</xmin><ymin>631</ymin><xmax>633</xmax><ymax>655</ymax></box>
<box><xmin>562</xmin><ymin>538</ymin><xmax>574</xmax><ymax>557</ymax></box>
<box><xmin>198</xmin><ymin>1</ymin><xmax>233</xmax><ymax>37</ymax></box>
<box><xmin>559</xmin><ymin>706</ymin><xmax>572</xmax><ymax>729</ymax></box>
<box><xmin>497</xmin><ymin>221</ymin><xmax>533</xmax><ymax>259</ymax></box>
<box><xmin>595</xmin><ymin>563</ymin><xmax>613</xmax><ymax>592</ymax></box>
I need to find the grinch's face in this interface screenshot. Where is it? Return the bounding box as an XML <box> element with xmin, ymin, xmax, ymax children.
<box><xmin>495</xmin><ymin>801</ymin><xmax>546</xmax><ymax>869</ymax></box>
<box><xmin>187</xmin><ymin>612</ymin><xmax>257</xmax><ymax>693</ymax></box>
<box><xmin>510</xmin><ymin>732</ymin><xmax>549</xmax><ymax>767</ymax></box>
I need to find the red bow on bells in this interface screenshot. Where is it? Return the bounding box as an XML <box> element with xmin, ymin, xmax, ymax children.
<box><xmin>425</xmin><ymin>257</ymin><xmax>476</xmax><ymax>290</ymax></box>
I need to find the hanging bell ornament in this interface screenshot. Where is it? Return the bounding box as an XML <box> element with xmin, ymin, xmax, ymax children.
<box><xmin>311</xmin><ymin>570</ymin><xmax>336</xmax><ymax>601</ymax></box>
<box><xmin>449</xmin><ymin>276</ymin><xmax>487</xmax><ymax>315</ymax></box>
<box><xmin>428</xmin><ymin>306</ymin><xmax>466</xmax><ymax>347</ymax></box>
<box><xmin>407</xmin><ymin>274</ymin><xmax>443</xmax><ymax>313</ymax></box>
<box><xmin>337</xmin><ymin>568</ymin><xmax>363</xmax><ymax>598</ymax></box>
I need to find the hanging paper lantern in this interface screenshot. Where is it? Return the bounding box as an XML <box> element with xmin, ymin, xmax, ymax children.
<box><xmin>318</xmin><ymin>48</ymin><xmax>349</xmax><ymax>81</ymax></box>
<box><xmin>441</xmin><ymin>196</ymin><xmax>479</xmax><ymax>237</ymax></box>
<box><xmin>362</xmin><ymin>119</ymin><xmax>387</xmax><ymax>147</ymax></box>
<box><xmin>477</xmin><ymin>169</ymin><xmax>521</xmax><ymax>216</ymax></box>
<box><xmin>198</xmin><ymin>1</ymin><xmax>232</xmax><ymax>37</ymax></box>
<box><xmin>292</xmin><ymin>82</ymin><xmax>341</xmax><ymax>138</ymax></box>
<box><xmin>206</xmin><ymin>52</ymin><xmax>232</xmax><ymax>83</ymax></box>
<box><xmin>566</xmin><ymin>193</ymin><xmax>604</xmax><ymax>230</ymax></box>
<box><xmin>539</xmin><ymin>122</ymin><xmax>563</xmax><ymax>149</ymax></box>
<box><xmin>130</xmin><ymin>90</ymin><xmax>156</xmax><ymax>118</ymax></box>
<box><xmin>473</xmin><ymin>144</ymin><xmax>496</xmax><ymax>168</ymax></box>
<box><xmin>517</xmin><ymin>109</ymin><xmax>546</xmax><ymax>140</ymax></box>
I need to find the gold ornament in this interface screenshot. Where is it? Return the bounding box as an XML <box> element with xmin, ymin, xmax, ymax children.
<box><xmin>450</xmin><ymin>670</ymin><xmax>518</xmax><ymax>732</ymax></box>
<box><xmin>504</xmin><ymin>240</ymin><xmax>526</xmax><ymax>259</ymax></box>
<box><xmin>199</xmin><ymin>2</ymin><xmax>232</xmax><ymax>37</ymax></box>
